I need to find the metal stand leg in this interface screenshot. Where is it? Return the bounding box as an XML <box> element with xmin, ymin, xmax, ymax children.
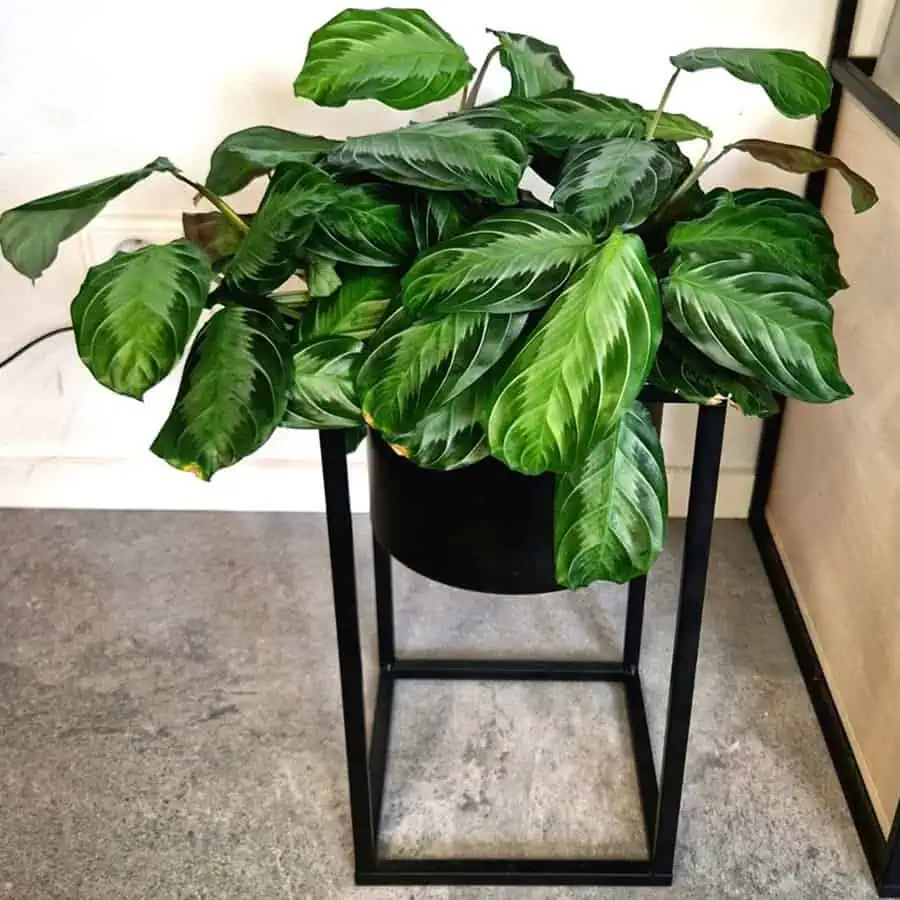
<box><xmin>883</xmin><ymin>806</ymin><xmax>900</xmax><ymax>895</ymax></box>
<box><xmin>373</xmin><ymin>537</ymin><xmax>395</xmax><ymax>670</ymax></box>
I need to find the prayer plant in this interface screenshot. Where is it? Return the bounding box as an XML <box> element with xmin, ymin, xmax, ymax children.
<box><xmin>0</xmin><ymin>9</ymin><xmax>877</xmax><ymax>588</ymax></box>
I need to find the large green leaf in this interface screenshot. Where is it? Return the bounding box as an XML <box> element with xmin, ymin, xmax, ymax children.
<box><xmin>663</xmin><ymin>255</ymin><xmax>851</xmax><ymax>403</ymax></box>
<box><xmin>151</xmin><ymin>305</ymin><xmax>293</xmax><ymax>479</ymax></box>
<box><xmin>0</xmin><ymin>157</ymin><xmax>173</xmax><ymax>280</ymax></box>
<box><xmin>494</xmin><ymin>89</ymin><xmax>711</xmax><ymax>157</ymax></box>
<box><xmin>303</xmin><ymin>253</ymin><xmax>343</xmax><ymax>297</ymax></box>
<box><xmin>304</xmin><ymin>183</ymin><xmax>415</xmax><ymax>267</ymax></box>
<box><xmin>668</xmin><ymin>188</ymin><xmax>846</xmax><ymax>296</ymax></box>
<box><xmin>402</xmin><ymin>208</ymin><xmax>594</xmax><ymax>316</ymax></box>
<box><xmin>358</xmin><ymin>310</ymin><xmax>528</xmax><ymax>436</ymax></box>
<box><xmin>224</xmin><ymin>162</ymin><xmax>336</xmax><ymax>295</ymax></box>
<box><xmin>294</xmin><ymin>8</ymin><xmax>473</xmax><ymax>109</ymax></box>
<box><xmin>297</xmin><ymin>269</ymin><xmax>398</xmax><ymax>341</ymax></box>
<box><xmin>409</xmin><ymin>190</ymin><xmax>488</xmax><ymax>251</ymax></box>
<box><xmin>554</xmin><ymin>401</ymin><xmax>667</xmax><ymax>587</ymax></box>
<box><xmin>282</xmin><ymin>336</ymin><xmax>363</xmax><ymax>429</ymax></box>
<box><xmin>649</xmin><ymin>325</ymin><xmax>779</xmax><ymax>416</ymax></box>
<box><xmin>490</xmin><ymin>29</ymin><xmax>574</xmax><ymax>98</ymax></box>
<box><xmin>205</xmin><ymin>127</ymin><xmax>338</xmax><ymax>196</ymax></box>
<box><xmin>326</xmin><ymin>110</ymin><xmax>529</xmax><ymax>204</ymax></box>
<box><xmin>727</xmin><ymin>139</ymin><xmax>878</xmax><ymax>213</ymax></box>
<box><xmin>70</xmin><ymin>240</ymin><xmax>211</xmax><ymax>400</ymax></box>
<box><xmin>552</xmin><ymin>138</ymin><xmax>690</xmax><ymax>238</ymax></box>
<box><xmin>488</xmin><ymin>229</ymin><xmax>662</xmax><ymax>474</ymax></box>
<box><xmin>670</xmin><ymin>47</ymin><xmax>831</xmax><ymax>118</ymax></box>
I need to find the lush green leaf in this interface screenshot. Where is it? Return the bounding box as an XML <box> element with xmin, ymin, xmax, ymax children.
<box><xmin>358</xmin><ymin>310</ymin><xmax>528</xmax><ymax>436</ymax></box>
<box><xmin>490</xmin><ymin>29</ymin><xmax>574</xmax><ymax>98</ymax></box>
<box><xmin>182</xmin><ymin>211</ymin><xmax>249</xmax><ymax>262</ymax></box>
<box><xmin>305</xmin><ymin>182</ymin><xmax>416</xmax><ymax>267</ymax></box>
<box><xmin>297</xmin><ymin>268</ymin><xmax>397</xmax><ymax>341</ymax></box>
<box><xmin>668</xmin><ymin>188</ymin><xmax>847</xmax><ymax>296</ymax></box>
<box><xmin>326</xmin><ymin>110</ymin><xmax>529</xmax><ymax>204</ymax></box>
<box><xmin>402</xmin><ymin>208</ymin><xmax>594</xmax><ymax>315</ymax></box>
<box><xmin>409</xmin><ymin>190</ymin><xmax>488</xmax><ymax>251</ymax></box>
<box><xmin>670</xmin><ymin>47</ymin><xmax>831</xmax><ymax>118</ymax></box>
<box><xmin>0</xmin><ymin>157</ymin><xmax>173</xmax><ymax>280</ymax></box>
<box><xmin>554</xmin><ymin>401</ymin><xmax>667</xmax><ymax>587</ymax></box>
<box><xmin>224</xmin><ymin>162</ymin><xmax>336</xmax><ymax>295</ymax></box>
<box><xmin>70</xmin><ymin>240</ymin><xmax>211</xmax><ymax>400</ymax></box>
<box><xmin>293</xmin><ymin>8</ymin><xmax>473</xmax><ymax>109</ymax></box>
<box><xmin>727</xmin><ymin>138</ymin><xmax>878</xmax><ymax>213</ymax></box>
<box><xmin>649</xmin><ymin>325</ymin><xmax>779</xmax><ymax>416</ymax></box>
<box><xmin>488</xmin><ymin>230</ymin><xmax>662</xmax><ymax>474</ymax></box>
<box><xmin>663</xmin><ymin>254</ymin><xmax>851</xmax><ymax>402</ymax></box>
<box><xmin>304</xmin><ymin>254</ymin><xmax>342</xmax><ymax>297</ymax></box>
<box><xmin>282</xmin><ymin>335</ymin><xmax>363</xmax><ymax>429</ymax></box>
<box><xmin>552</xmin><ymin>138</ymin><xmax>690</xmax><ymax>238</ymax></box>
<box><xmin>204</xmin><ymin>127</ymin><xmax>338</xmax><ymax>196</ymax></box>
<box><xmin>151</xmin><ymin>305</ymin><xmax>293</xmax><ymax>479</ymax></box>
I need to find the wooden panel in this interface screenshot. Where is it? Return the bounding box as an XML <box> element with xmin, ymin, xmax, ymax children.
<box><xmin>768</xmin><ymin>96</ymin><xmax>900</xmax><ymax>833</ymax></box>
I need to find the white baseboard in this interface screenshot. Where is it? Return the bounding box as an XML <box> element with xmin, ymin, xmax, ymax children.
<box><xmin>0</xmin><ymin>455</ymin><xmax>751</xmax><ymax>518</ymax></box>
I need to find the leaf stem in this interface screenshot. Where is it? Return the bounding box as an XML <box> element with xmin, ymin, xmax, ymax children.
<box><xmin>170</xmin><ymin>170</ymin><xmax>250</xmax><ymax>235</ymax></box>
<box><xmin>459</xmin><ymin>82</ymin><xmax>469</xmax><ymax>110</ymax></box>
<box><xmin>465</xmin><ymin>45</ymin><xmax>500</xmax><ymax>109</ymax></box>
<box><xmin>646</xmin><ymin>69</ymin><xmax>680</xmax><ymax>140</ymax></box>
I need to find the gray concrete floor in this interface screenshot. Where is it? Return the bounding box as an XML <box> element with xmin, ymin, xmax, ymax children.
<box><xmin>0</xmin><ymin>511</ymin><xmax>876</xmax><ymax>899</ymax></box>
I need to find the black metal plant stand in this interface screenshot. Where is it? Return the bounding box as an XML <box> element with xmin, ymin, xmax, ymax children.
<box><xmin>319</xmin><ymin>395</ymin><xmax>726</xmax><ymax>887</ymax></box>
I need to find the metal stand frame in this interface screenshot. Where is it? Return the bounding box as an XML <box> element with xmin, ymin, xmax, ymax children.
<box><xmin>318</xmin><ymin>401</ymin><xmax>726</xmax><ymax>887</ymax></box>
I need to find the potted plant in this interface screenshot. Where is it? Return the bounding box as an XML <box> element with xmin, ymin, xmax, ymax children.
<box><xmin>0</xmin><ymin>8</ymin><xmax>876</xmax><ymax>594</ymax></box>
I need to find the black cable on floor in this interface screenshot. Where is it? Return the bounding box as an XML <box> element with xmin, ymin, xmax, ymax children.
<box><xmin>0</xmin><ymin>327</ymin><xmax>73</xmax><ymax>371</ymax></box>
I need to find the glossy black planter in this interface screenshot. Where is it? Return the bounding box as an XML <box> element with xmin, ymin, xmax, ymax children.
<box><xmin>368</xmin><ymin>429</ymin><xmax>559</xmax><ymax>594</ymax></box>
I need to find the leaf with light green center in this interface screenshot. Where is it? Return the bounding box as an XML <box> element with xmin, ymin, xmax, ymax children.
<box><xmin>224</xmin><ymin>162</ymin><xmax>337</xmax><ymax>295</ymax></box>
<box><xmin>293</xmin><ymin>8</ymin><xmax>473</xmax><ymax>110</ymax></box>
<box><xmin>668</xmin><ymin>188</ymin><xmax>847</xmax><ymax>296</ymax></box>
<box><xmin>70</xmin><ymin>240</ymin><xmax>212</xmax><ymax>400</ymax></box>
<box><xmin>357</xmin><ymin>310</ymin><xmax>529</xmax><ymax>437</ymax></box>
<box><xmin>490</xmin><ymin>29</ymin><xmax>574</xmax><ymax>98</ymax></box>
<box><xmin>552</xmin><ymin>138</ymin><xmax>690</xmax><ymax>238</ymax></box>
<box><xmin>204</xmin><ymin>126</ymin><xmax>339</xmax><ymax>196</ymax></box>
<box><xmin>297</xmin><ymin>269</ymin><xmax>398</xmax><ymax>341</ymax></box>
<box><xmin>151</xmin><ymin>305</ymin><xmax>293</xmax><ymax>480</ymax></box>
<box><xmin>402</xmin><ymin>208</ymin><xmax>595</xmax><ymax>316</ymax></box>
<box><xmin>488</xmin><ymin>229</ymin><xmax>662</xmax><ymax>474</ymax></box>
<box><xmin>305</xmin><ymin>182</ymin><xmax>416</xmax><ymax>267</ymax></box>
<box><xmin>554</xmin><ymin>400</ymin><xmax>667</xmax><ymax>587</ymax></box>
<box><xmin>325</xmin><ymin>110</ymin><xmax>529</xmax><ymax>204</ymax></box>
<box><xmin>409</xmin><ymin>190</ymin><xmax>490</xmax><ymax>250</ymax></box>
<box><xmin>281</xmin><ymin>336</ymin><xmax>363</xmax><ymax>429</ymax></box>
<box><xmin>0</xmin><ymin>157</ymin><xmax>174</xmax><ymax>280</ymax></box>
<box><xmin>670</xmin><ymin>47</ymin><xmax>831</xmax><ymax>118</ymax></box>
<box><xmin>304</xmin><ymin>254</ymin><xmax>342</xmax><ymax>297</ymax></box>
<box><xmin>663</xmin><ymin>254</ymin><xmax>851</xmax><ymax>403</ymax></box>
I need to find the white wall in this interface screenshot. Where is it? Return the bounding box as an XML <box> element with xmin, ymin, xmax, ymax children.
<box><xmin>0</xmin><ymin>0</ymin><xmax>885</xmax><ymax>513</ymax></box>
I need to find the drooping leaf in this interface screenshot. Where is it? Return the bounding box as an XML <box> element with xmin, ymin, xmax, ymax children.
<box><xmin>402</xmin><ymin>208</ymin><xmax>594</xmax><ymax>316</ymax></box>
<box><xmin>727</xmin><ymin>138</ymin><xmax>878</xmax><ymax>213</ymax></box>
<box><xmin>151</xmin><ymin>305</ymin><xmax>293</xmax><ymax>479</ymax></box>
<box><xmin>358</xmin><ymin>310</ymin><xmax>528</xmax><ymax>436</ymax></box>
<box><xmin>224</xmin><ymin>162</ymin><xmax>336</xmax><ymax>295</ymax></box>
<box><xmin>409</xmin><ymin>190</ymin><xmax>488</xmax><ymax>251</ymax></box>
<box><xmin>552</xmin><ymin>138</ymin><xmax>690</xmax><ymax>238</ymax></box>
<box><xmin>663</xmin><ymin>254</ymin><xmax>851</xmax><ymax>403</ymax></box>
<box><xmin>204</xmin><ymin>127</ymin><xmax>339</xmax><ymax>196</ymax></box>
<box><xmin>326</xmin><ymin>110</ymin><xmax>529</xmax><ymax>204</ymax></box>
<box><xmin>494</xmin><ymin>89</ymin><xmax>712</xmax><ymax>157</ymax></box>
<box><xmin>304</xmin><ymin>182</ymin><xmax>416</xmax><ymax>267</ymax></box>
<box><xmin>489</xmin><ymin>29</ymin><xmax>574</xmax><ymax>98</ymax></box>
<box><xmin>282</xmin><ymin>335</ymin><xmax>363</xmax><ymax>429</ymax></box>
<box><xmin>293</xmin><ymin>8</ymin><xmax>473</xmax><ymax>110</ymax></box>
<box><xmin>554</xmin><ymin>401</ymin><xmax>667</xmax><ymax>587</ymax></box>
<box><xmin>70</xmin><ymin>240</ymin><xmax>212</xmax><ymax>400</ymax></box>
<box><xmin>649</xmin><ymin>325</ymin><xmax>779</xmax><ymax>416</ymax></box>
<box><xmin>304</xmin><ymin>254</ymin><xmax>342</xmax><ymax>297</ymax></box>
<box><xmin>488</xmin><ymin>229</ymin><xmax>662</xmax><ymax>474</ymax></box>
<box><xmin>182</xmin><ymin>211</ymin><xmax>249</xmax><ymax>262</ymax></box>
<box><xmin>297</xmin><ymin>269</ymin><xmax>398</xmax><ymax>341</ymax></box>
<box><xmin>670</xmin><ymin>47</ymin><xmax>831</xmax><ymax>118</ymax></box>
<box><xmin>667</xmin><ymin>188</ymin><xmax>847</xmax><ymax>296</ymax></box>
<box><xmin>0</xmin><ymin>157</ymin><xmax>174</xmax><ymax>280</ymax></box>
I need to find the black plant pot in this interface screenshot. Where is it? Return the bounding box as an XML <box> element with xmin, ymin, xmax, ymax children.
<box><xmin>368</xmin><ymin>429</ymin><xmax>561</xmax><ymax>594</ymax></box>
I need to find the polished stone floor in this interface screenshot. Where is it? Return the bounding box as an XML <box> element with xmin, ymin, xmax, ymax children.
<box><xmin>0</xmin><ymin>511</ymin><xmax>876</xmax><ymax>899</ymax></box>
